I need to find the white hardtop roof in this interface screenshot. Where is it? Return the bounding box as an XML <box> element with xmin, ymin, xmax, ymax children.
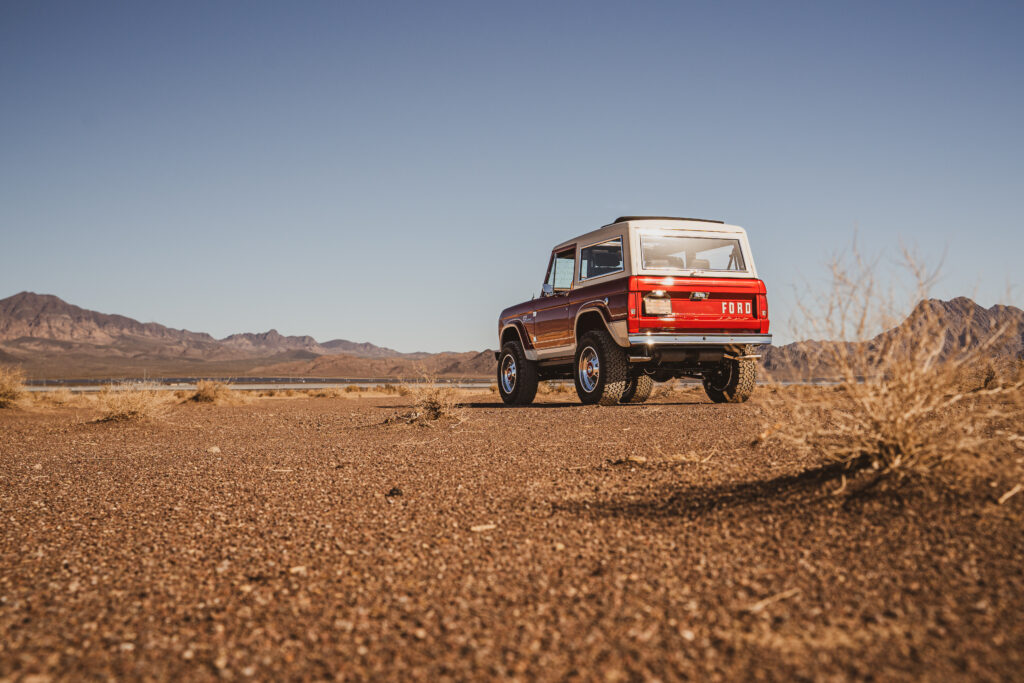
<box><xmin>552</xmin><ymin>217</ymin><xmax>747</xmax><ymax>252</ymax></box>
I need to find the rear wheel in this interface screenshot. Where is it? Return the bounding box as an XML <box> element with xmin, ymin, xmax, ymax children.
<box><xmin>574</xmin><ymin>330</ymin><xmax>629</xmax><ymax>405</ymax></box>
<box><xmin>498</xmin><ymin>340</ymin><xmax>538</xmax><ymax>405</ymax></box>
<box><xmin>621</xmin><ymin>374</ymin><xmax>654</xmax><ymax>404</ymax></box>
<box><xmin>702</xmin><ymin>346</ymin><xmax>757</xmax><ymax>403</ymax></box>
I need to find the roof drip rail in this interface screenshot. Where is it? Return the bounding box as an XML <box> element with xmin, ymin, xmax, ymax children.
<box><xmin>612</xmin><ymin>216</ymin><xmax>725</xmax><ymax>224</ymax></box>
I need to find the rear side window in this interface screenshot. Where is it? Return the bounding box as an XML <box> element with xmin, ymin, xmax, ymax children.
<box><xmin>580</xmin><ymin>238</ymin><xmax>624</xmax><ymax>280</ymax></box>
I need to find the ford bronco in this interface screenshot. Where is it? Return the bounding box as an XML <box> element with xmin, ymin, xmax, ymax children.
<box><xmin>496</xmin><ymin>216</ymin><xmax>772</xmax><ymax>405</ymax></box>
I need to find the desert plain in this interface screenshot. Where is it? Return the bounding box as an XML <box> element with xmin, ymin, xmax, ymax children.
<box><xmin>1</xmin><ymin>386</ymin><xmax>1022</xmax><ymax>681</ymax></box>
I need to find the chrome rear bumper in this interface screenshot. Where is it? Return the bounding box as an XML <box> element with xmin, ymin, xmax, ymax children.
<box><xmin>628</xmin><ymin>333</ymin><xmax>773</xmax><ymax>346</ymax></box>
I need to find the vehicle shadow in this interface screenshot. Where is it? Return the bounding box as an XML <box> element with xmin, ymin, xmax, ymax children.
<box><xmin>461</xmin><ymin>401</ymin><xmax>708</xmax><ymax>409</ymax></box>
<box><xmin>554</xmin><ymin>462</ymin><xmax>905</xmax><ymax>519</ymax></box>
<box><xmin>461</xmin><ymin>401</ymin><xmax>581</xmax><ymax>409</ymax></box>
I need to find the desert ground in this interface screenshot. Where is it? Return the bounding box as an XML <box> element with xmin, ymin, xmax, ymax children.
<box><xmin>1</xmin><ymin>386</ymin><xmax>1022</xmax><ymax>681</ymax></box>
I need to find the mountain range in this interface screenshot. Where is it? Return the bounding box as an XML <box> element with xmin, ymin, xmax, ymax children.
<box><xmin>761</xmin><ymin>296</ymin><xmax>1024</xmax><ymax>380</ymax></box>
<box><xmin>1</xmin><ymin>291</ymin><xmax>1020</xmax><ymax>381</ymax></box>
<box><xmin>0</xmin><ymin>292</ymin><xmax>491</xmax><ymax>378</ymax></box>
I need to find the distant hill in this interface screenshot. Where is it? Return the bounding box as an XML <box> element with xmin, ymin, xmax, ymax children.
<box><xmin>762</xmin><ymin>297</ymin><xmax>1024</xmax><ymax>380</ymax></box>
<box><xmin>3</xmin><ymin>291</ymin><xmax>1018</xmax><ymax>382</ymax></box>
<box><xmin>0</xmin><ymin>291</ymin><xmax>488</xmax><ymax>378</ymax></box>
<box><xmin>252</xmin><ymin>349</ymin><xmax>497</xmax><ymax>379</ymax></box>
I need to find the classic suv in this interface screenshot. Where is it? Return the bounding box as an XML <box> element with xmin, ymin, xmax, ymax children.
<box><xmin>495</xmin><ymin>216</ymin><xmax>772</xmax><ymax>405</ymax></box>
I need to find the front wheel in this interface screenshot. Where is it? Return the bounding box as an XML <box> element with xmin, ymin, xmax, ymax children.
<box><xmin>702</xmin><ymin>347</ymin><xmax>757</xmax><ymax>403</ymax></box>
<box><xmin>574</xmin><ymin>330</ymin><xmax>629</xmax><ymax>405</ymax></box>
<box><xmin>497</xmin><ymin>340</ymin><xmax>538</xmax><ymax>405</ymax></box>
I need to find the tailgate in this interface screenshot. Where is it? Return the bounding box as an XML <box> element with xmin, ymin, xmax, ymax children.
<box><xmin>629</xmin><ymin>276</ymin><xmax>769</xmax><ymax>334</ymax></box>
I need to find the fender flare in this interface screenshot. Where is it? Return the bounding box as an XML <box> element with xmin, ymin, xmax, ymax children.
<box><xmin>498</xmin><ymin>322</ymin><xmax>538</xmax><ymax>361</ymax></box>
<box><xmin>573</xmin><ymin>304</ymin><xmax>630</xmax><ymax>348</ymax></box>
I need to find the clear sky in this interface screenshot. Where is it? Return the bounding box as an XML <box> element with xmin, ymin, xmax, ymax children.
<box><xmin>2</xmin><ymin>1</ymin><xmax>1021</xmax><ymax>352</ymax></box>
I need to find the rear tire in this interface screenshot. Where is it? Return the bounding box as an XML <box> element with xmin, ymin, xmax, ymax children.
<box><xmin>574</xmin><ymin>330</ymin><xmax>629</xmax><ymax>405</ymax></box>
<box><xmin>498</xmin><ymin>340</ymin><xmax>538</xmax><ymax>405</ymax></box>
<box><xmin>621</xmin><ymin>374</ymin><xmax>654</xmax><ymax>404</ymax></box>
<box><xmin>702</xmin><ymin>346</ymin><xmax>757</xmax><ymax>403</ymax></box>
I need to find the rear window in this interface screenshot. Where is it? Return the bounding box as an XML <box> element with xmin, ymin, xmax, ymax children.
<box><xmin>580</xmin><ymin>238</ymin><xmax>624</xmax><ymax>280</ymax></box>
<box><xmin>639</xmin><ymin>234</ymin><xmax>746</xmax><ymax>272</ymax></box>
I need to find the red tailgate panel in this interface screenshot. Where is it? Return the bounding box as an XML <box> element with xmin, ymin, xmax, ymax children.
<box><xmin>629</xmin><ymin>276</ymin><xmax>770</xmax><ymax>334</ymax></box>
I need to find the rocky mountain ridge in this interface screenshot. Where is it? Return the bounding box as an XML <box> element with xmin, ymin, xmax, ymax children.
<box><xmin>0</xmin><ymin>291</ymin><xmax>481</xmax><ymax>378</ymax></box>
<box><xmin>2</xmin><ymin>291</ymin><xmax>1020</xmax><ymax>381</ymax></box>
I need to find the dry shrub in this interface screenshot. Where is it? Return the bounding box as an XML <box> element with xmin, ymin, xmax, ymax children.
<box><xmin>413</xmin><ymin>383</ymin><xmax>462</xmax><ymax>421</ymax></box>
<box><xmin>34</xmin><ymin>387</ymin><xmax>73</xmax><ymax>406</ymax></box>
<box><xmin>379</xmin><ymin>384</ymin><xmax>399</xmax><ymax>394</ymax></box>
<box><xmin>758</xmin><ymin>245</ymin><xmax>1023</xmax><ymax>490</ymax></box>
<box><xmin>96</xmin><ymin>382</ymin><xmax>167</xmax><ymax>422</ymax></box>
<box><xmin>389</xmin><ymin>377</ymin><xmax>463</xmax><ymax>424</ymax></box>
<box><xmin>189</xmin><ymin>380</ymin><xmax>235</xmax><ymax>404</ymax></box>
<box><xmin>538</xmin><ymin>380</ymin><xmax>573</xmax><ymax>395</ymax></box>
<box><xmin>343</xmin><ymin>385</ymin><xmax>360</xmax><ymax>394</ymax></box>
<box><xmin>0</xmin><ymin>365</ymin><xmax>26</xmax><ymax>408</ymax></box>
<box><xmin>488</xmin><ymin>382</ymin><xmax>498</xmax><ymax>394</ymax></box>
<box><xmin>309</xmin><ymin>387</ymin><xmax>344</xmax><ymax>398</ymax></box>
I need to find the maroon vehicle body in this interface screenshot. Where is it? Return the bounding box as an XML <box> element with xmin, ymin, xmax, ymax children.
<box><xmin>495</xmin><ymin>217</ymin><xmax>772</xmax><ymax>406</ymax></box>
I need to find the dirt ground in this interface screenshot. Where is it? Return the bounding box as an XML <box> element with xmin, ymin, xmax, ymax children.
<box><xmin>1</xmin><ymin>389</ymin><xmax>1022</xmax><ymax>681</ymax></box>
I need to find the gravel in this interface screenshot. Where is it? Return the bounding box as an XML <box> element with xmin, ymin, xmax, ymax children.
<box><xmin>1</xmin><ymin>392</ymin><xmax>1022</xmax><ymax>680</ymax></box>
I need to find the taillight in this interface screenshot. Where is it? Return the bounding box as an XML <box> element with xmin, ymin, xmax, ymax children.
<box><xmin>757</xmin><ymin>294</ymin><xmax>768</xmax><ymax>318</ymax></box>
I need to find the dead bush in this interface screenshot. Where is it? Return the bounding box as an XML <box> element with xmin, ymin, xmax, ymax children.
<box><xmin>0</xmin><ymin>365</ymin><xmax>26</xmax><ymax>408</ymax></box>
<box><xmin>389</xmin><ymin>378</ymin><xmax>463</xmax><ymax>425</ymax></box>
<box><xmin>413</xmin><ymin>383</ymin><xmax>462</xmax><ymax>421</ymax></box>
<box><xmin>34</xmin><ymin>387</ymin><xmax>73</xmax><ymax>406</ymax></box>
<box><xmin>96</xmin><ymin>382</ymin><xmax>167</xmax><ymax>422</ymax></box>
<box><xmin>539</xmin><ymin>380</ymin><xmax>573</xmax><ymax>395</ymax></box>
<box><xmin>309</xmin><ymin>387</ymin><xmax>344</xmax><ymax>398</ymax></box>
<box><xmin>758</xmin><ymin>245</ymin><xmax>1023</xmax><ymax>490</ymax></box>
<box><xmin>189</xmin><ymin>380</ymin><xmax>235</xmax><ymax>404</ymax></box>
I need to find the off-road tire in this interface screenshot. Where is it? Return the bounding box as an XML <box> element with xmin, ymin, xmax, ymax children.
<box><xmin>621</xmin><ymin>374</ymin><xmax>654</xmax><ymax>404</ymax></box>
<box><xmin>497</xmin><ymin>340</ymin><xmax>538</xmax><ymax>406</ymax></box>
<box><xmin>703</xmin><ymin>346</ymin><xmax>757</xmax><ymax>403</ymax></box>
<box><xmin>574</xmin><ymin>330</ymin><xmax>629</xmax><ymax>405</ymax></box>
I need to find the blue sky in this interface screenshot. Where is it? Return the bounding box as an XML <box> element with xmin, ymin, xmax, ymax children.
<box><xmin>1</xmin><ymin>1</ymin><xmax>1021</xmax><ymax>351</ymax></box>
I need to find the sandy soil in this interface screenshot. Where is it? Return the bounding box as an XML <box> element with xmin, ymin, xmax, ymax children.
<box><xmin>1</xmin><ymin>389</ymin><xmax>1022</xmax><ymax>681</ymax></box>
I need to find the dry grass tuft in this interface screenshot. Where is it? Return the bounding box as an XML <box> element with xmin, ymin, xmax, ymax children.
<box><xmin>189</xmin><ymin>380</ymin><xmax>235</xmax><ymax>404</ymax></box>
<box><xmin>538</xmin><ymin>380</ymin><xmax>573</xmax><ymax>395</ymax></box>
<box><xmin>758</xmin><ymin>245</ymin><xmax>1023</xmax><ymax>491</ymax></box>
<box><xmin>0</xmin><ymin>365</ymin><xmax>26</xmax><ymax>408</ymax></box>
<box><xmin>95</xmin><ymin>382</ymin><xmax>167</xmax><ymax>422</ymax></box>
<box><xmin>33</xmin><ymin>387</ymin><xmax>74</xmax><ymax>406</ymax></box>
<box><xmin>411</xmin><ymin>383</ymin><xmax>463</xmax><ymax>421</ymax></box>
<box><xmin>308</xmin><ymin>387</ymin><xmax>344</xmax><ymax>398</ymax></box>
<box><xmin>389</xmin><ymin>378</ymin><xmax>464</xmax><ymax>425</ymax></box>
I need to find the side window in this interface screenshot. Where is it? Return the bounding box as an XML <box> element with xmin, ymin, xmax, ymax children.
<box><xmin>546</xmin><ymin>248</ymin><xmax>576</xmax><ymax>291</ymax></box>
<box><xmin>580</xmin><ymin>238</ymin><xmax>624</xmax><ymax>280</ymax></box>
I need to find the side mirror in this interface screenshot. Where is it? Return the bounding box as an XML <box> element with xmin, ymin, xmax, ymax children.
<box><xmin>541</xmin><ymin>283</ymin><xmax>554</xmax><ymax>297</ymax></box>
